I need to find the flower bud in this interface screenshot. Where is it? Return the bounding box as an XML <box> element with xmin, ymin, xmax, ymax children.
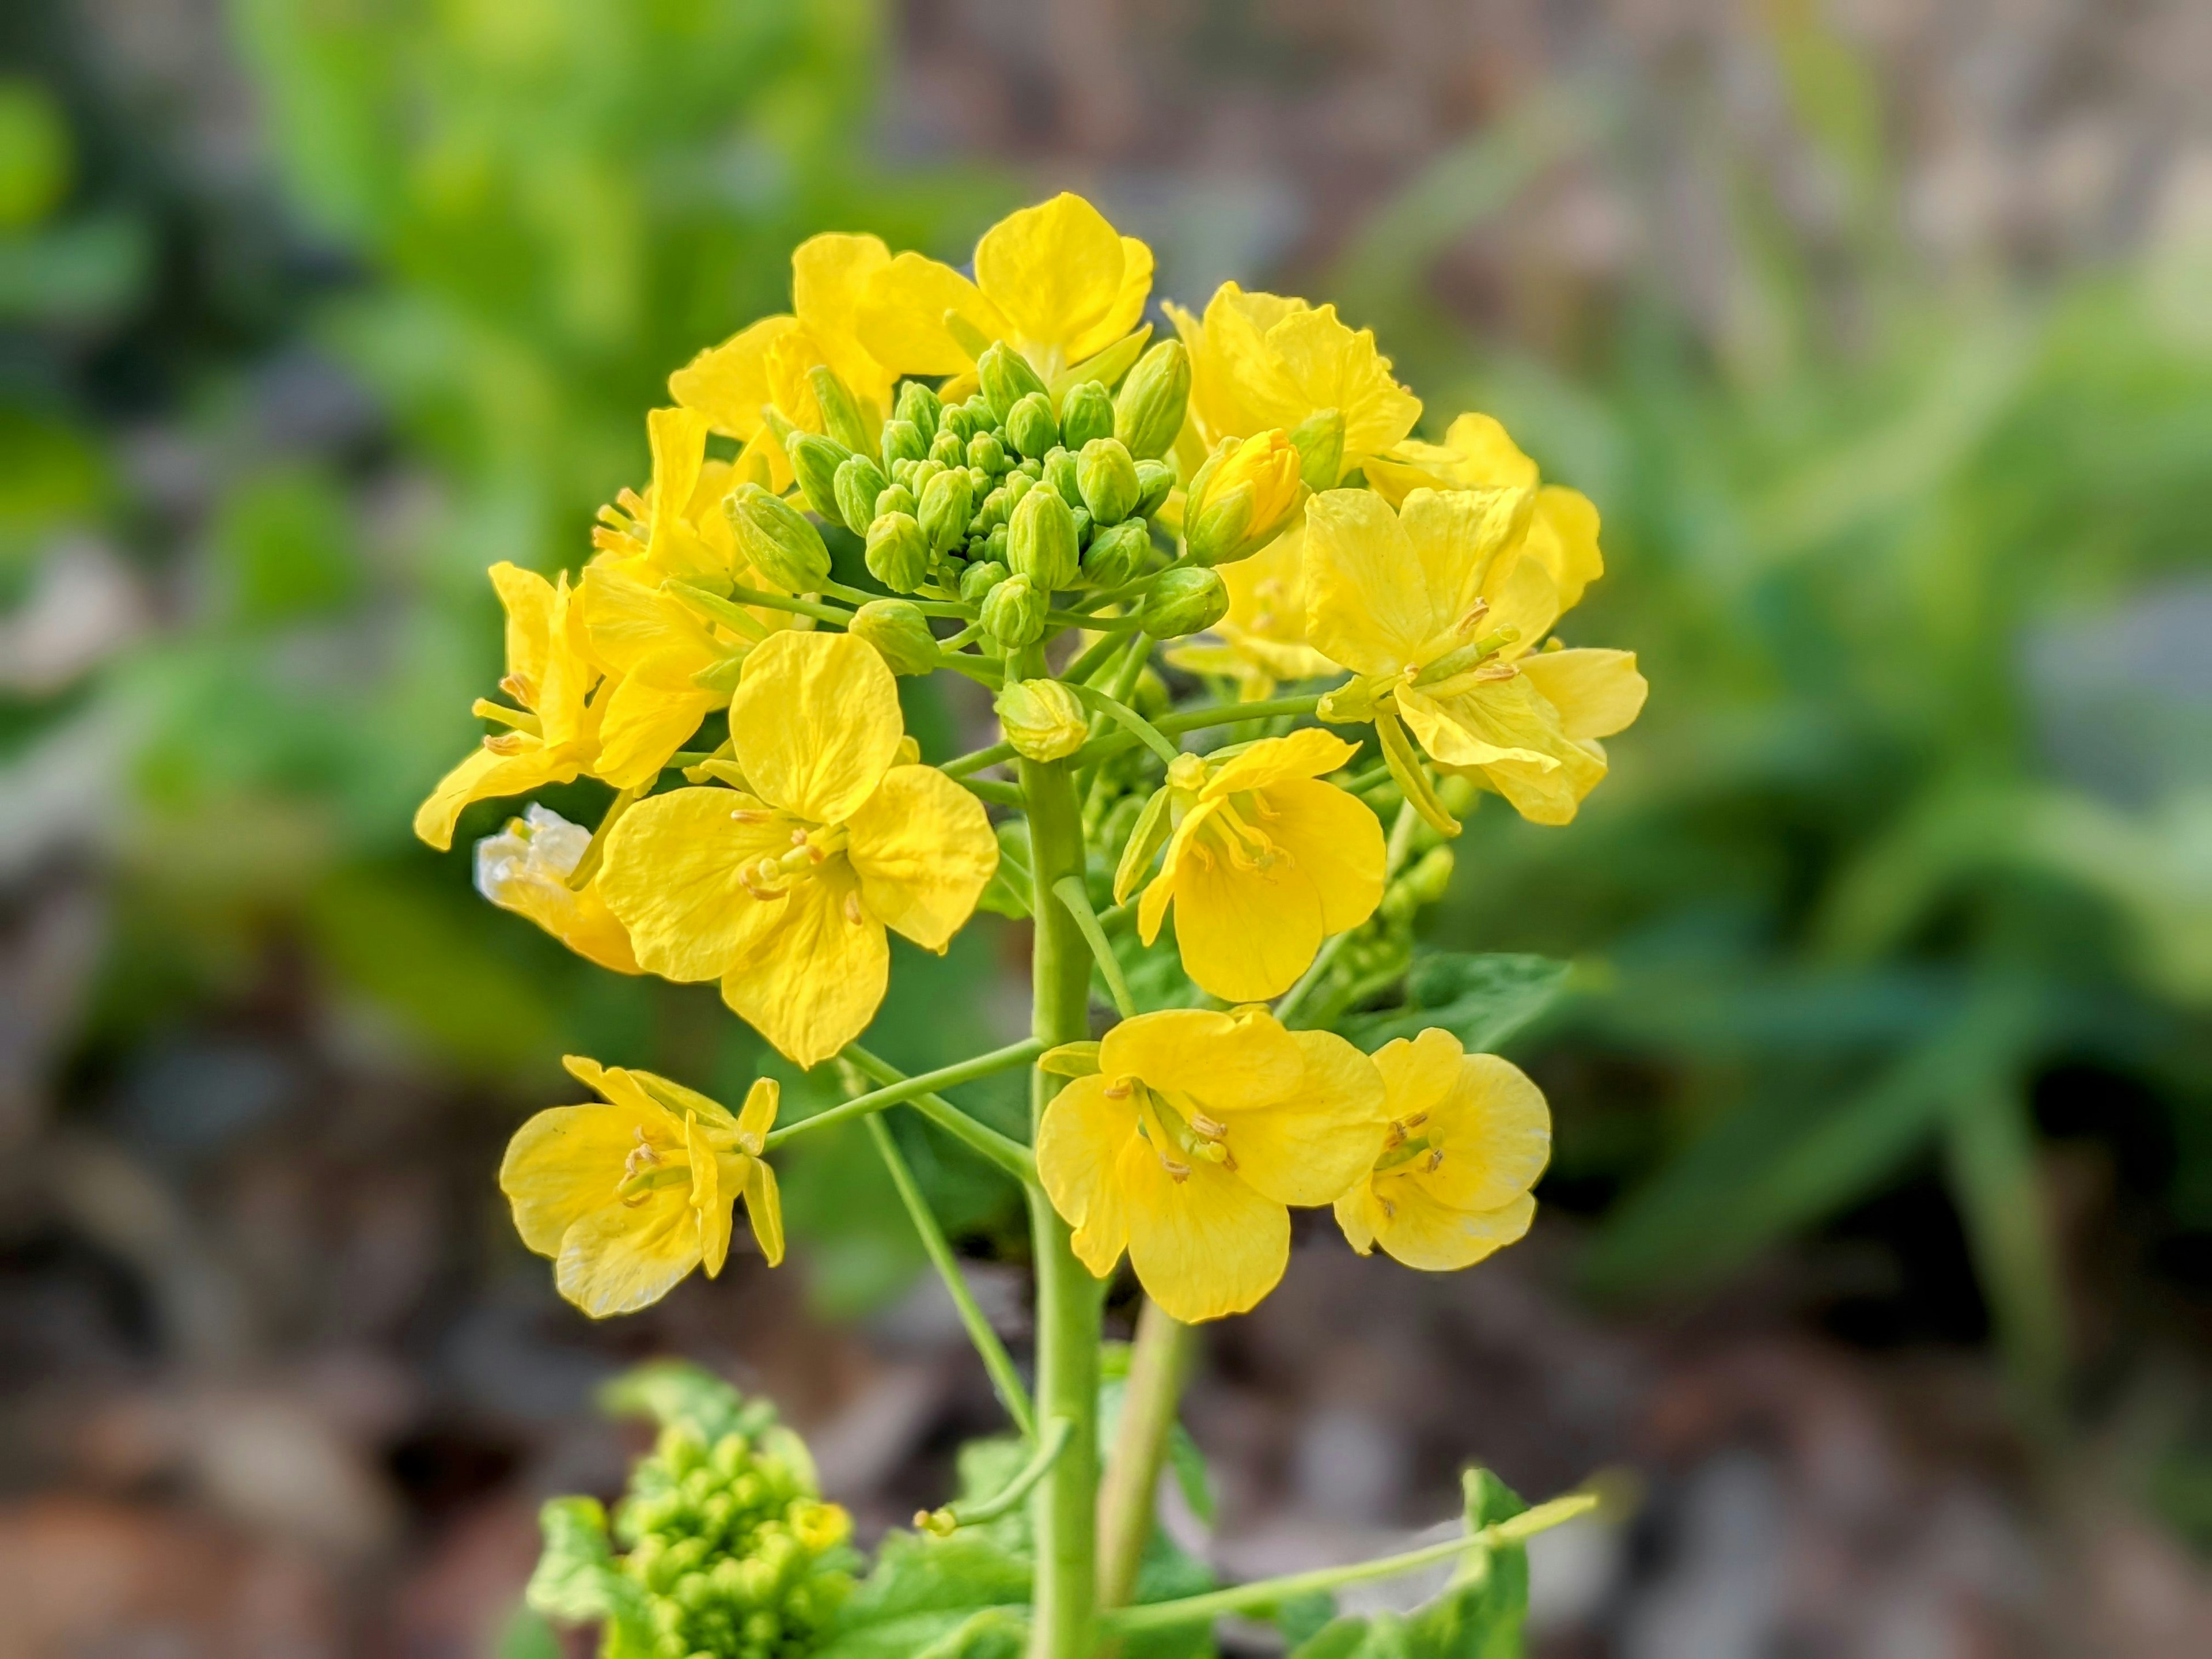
<box><xmin>917</xmin><ymin>467</ymin><xmax>974</xmax><ymax>556</ymax></box>
<box><xmin>785</xmin><ymin>431</ymin><xmax>851</xmax><ymax>525</ymax></box>
<box><xmin>978</xmin><ymin>340</ymin><xmax>1048</xmax><ymax>422</ymax></box>
<box><xmin>1059</xmin><ymin>380</ymin><xmax>1115</xmax><ymax>450</ymax></box>
<box><xmin>1184</xmin><ymin>430</ymin><xmax>1302</xmax><ymax>566</ymax></box>
<box><xmin>1077</xmin><ymin>437</ymin><xmax>1140</xmax><ymax>525</ymax></box>
<box><xmin>880</xmin><ymin>417</ymin><xmax>927</xmax><ymax>468</ymax></box>
<box><xmin>894</xmin><ymin>380</ymin><xmax>941</xmax><ymax>441</ymax></box>
<box><xmin>1288</xmin><ymin>406</ymin><xmax>1345</xmax><ymax>490</ymax></box>
<box><xmin>1005</xmin><ymin>391</ymin><xmax>1059</xmax><ymax>460</ymax></box>
<box><xmin>981</xmin><ymin>572</ymin><xmax>1047</xmax><ymax>647</ymax></box>
<box><xmin>928</xmin><ymin>428</ymin><xmax>966</xmax><ymax>469</ymax></box>
<box><xmin>1082</xmin><ymin>518</ymin><xmax>1150</xmax><ymax>588</ymax></box>
<box><xmin>983</xmin><ymin>522</ymin><xmax>1010</xmax><ymax>564</ymax></box>
<box><xmin>1114</xmin><ymin>339</ymin><xmax>1191</xmax><ymax>460</ymax></box>
<box><xmin>1139</xmin><ymin>565</ymin><xmax>1229</xmax><ymax>637</ymax></box>
<box><xmin>1134</xmin><ymin>459</ymin><xmax>1175</xmax><ymax>517</ymax></box>
<box><xmin>995</xmin><ymin>679</ymin><xmax>1089</xmax><ymax>762</ymax></box>
<box><xmin>1070</xmin><ymin>505</ymin><xmax>1092</xmax><ymax>546</ymax></box>
<box><xmin>942</xmin><ymin>400</ymin><xmax>982</xmax><ymax>443</ymax></box>
<box><xmin>966</xmin><ymin>430</ymin><xmax>1008</xmax><ymax>475</ymax></box>
<box><xmin>1009</xmin><ymin>486</ymin><xmax>1080</xmax><ymax>592</ymax></box>
<box><xmin>959</xmin><ymin>559</ymin><xmax>1008</xmax><ymax>602</ymax></box>
<box><xmin>833</xmin><ymin>454</ymin><xmax>889</xmax><ymax>535</ymax></box>
<box><xmin>850</xmin><ymin>599</ymin><xmax>941</xmax><ymax>675</ymax></box>
<box><xmin>1044</xmin><ymin>447</ymin><xmax>1081</xmax><ymax>508</ymax></box>
<box><xmin>874</xmin><ymin>483</ymin><xmax>916</xmax><ymax>521</ymax></box>
<box><xmin>864</xmin><ymin>511</ymin><xmax>931</xmax><ymax>593</ymax></box>
<box><xmin>805</xmin><ymin>364</ymin><xmax>870</xmax><ymax>453</ymax></box>
<box><xmin>726</xmin><ymin>484</ymin><xmax>832</xmax><ymax>590</ymax></box>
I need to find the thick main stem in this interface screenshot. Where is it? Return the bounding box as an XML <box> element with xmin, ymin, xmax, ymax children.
<box><xmin>1096</xmin><ymin>1298</ymin><xmax>1198</xmax><ymax>1612</ymax></box>
<box><xmin>1020</xmin><ymin>723</ymin><xmax>1103</xmax><ymax>1659</ymax></box>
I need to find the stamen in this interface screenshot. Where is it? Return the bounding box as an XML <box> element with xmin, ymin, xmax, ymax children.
<box><xmin>1475</xmin><ymin>659</ymin><xmax>1518</xmax><ymax>681</ymax></box>
<box><xmin>791</xmin><ymin>829</ymin><xmax>809</xmax><ymax>847</ymax></box>
<box><xmin>482</xmin><ymin>732</ymin><xmax>528</xmax><ymax>755</ymax></box>
<box><xmin>1102</xmin><ymin>1078</ymin><xmax>1134</xmax><ymax>1100</ymax></box>
<box><xmin>1424</xmin><ymin>1149</ymin><xmax>1445</xmax><ymax>1171</ymax></box>
<box><xmin>499</xmin><ymin>673</ymin><xmax>531</xmax><ymax>704</ymax></box>
<box><xmin>1190</xmin><ymin>1113</ymin><xmax>1227</xmax><ymax>1141</ymax></box>
<box><xmin>730</xmin><ymin>809</ymin><xmax>766</xmax><ymax>821</ymax></box>
<box><xmin>843</xmin><ymin>893</ymin><xmax>865</xmax><ymax>925</ymax></box>
<box><xmin>1455</xmin><ymin>598</ymin><xmax>1491</xmax><ymax>636</ymax></box>
<box><xmin>1160</xmin><ymin>1156</ymin><xmax>1191</xmax><ymax>1183</ymax></box>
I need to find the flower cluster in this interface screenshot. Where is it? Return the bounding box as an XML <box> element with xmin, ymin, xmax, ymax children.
<box><xmin>420</xmin><ymin>190</ymin><xmax>1642</xmax><ymax>1330</ymax></box>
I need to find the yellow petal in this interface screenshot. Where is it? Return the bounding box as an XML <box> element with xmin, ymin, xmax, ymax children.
<box><xmin>1203</xmin><ymin>728</ymin><xmax>1359</xmax><ymax>798</ymax></box>
<box><xmin>1099</xmin><ymin>1007</ymin><xmax>1304</xmax><ymax>1108</ymax></box>
<box><xmin>744</xmin><ymin>1158</ymin><xmax>785</xmax><ymax>1266</ymax></box>
<box><xmin>1122</xmin><ymin>1150</ymin><xmax>1289</xmax><ymax>1323</ymax></box>
<box><xmin>843</xmin><ymin>764</ymin><xmax>999</xmax><ymax>952</ymax></box>
<box><xmin>476</xmin><ymin>816</ymin><xmax>643</xmax><ymax>975</ymax></box>
<box><xmin>730</xmin><ymin>631</ymin><xmax>903</xmax><ymax>825</ymax></box>
<box><xmin>1332</xmin><ymin>1183</ymin><xmax>1384</xmax><ymax>1256</ymax></box>
<box><xmin>1528</xmin><ymin>486</ymin><xmax>1603</xmax><ymax>612</ymax></box>
<box><xmin>1370</xmin><ymin>1184</ymin><xmax>1535</xmax><ymax>1272</ymax></box>
<box><xmin>555</xmin><ymin>1194</ymin><xmax>701</xmax><ymax>1317</ymax></box>
<box><xmin>721</xmin><ymin>862</ymin><xmax>888</xmax><ymax>1069</ymax></box>
<box><xmin>594</xmin><ymin>672</ymin><xmax>719</xmax><ymax>791</ymax></box>
<box><xmin>1419</xmin><ymin>1052</ymin><xmax>1551</xmax><ymax>1214</ymax></box>
<box><xmin>1036</xmin><ymin>1075</ymin><xmax>1135</xmax><ymax>1279</ymax></box>
<box><xmin>687</xmin><ymin>1112</ymin><xmax>730</xmax><ymax>1278</ymax></box>
<box><xmin>857</xmin><ymin>251</ymin><xmax>1009</xmax><ymax>376</ymax></box>
<box><xmin>646</xmin><ymin>407</ymin><xmax>719</xmax><ymax>578</ymax></box>
<box><xmin>1301</xmin><ymin>488</ymin><xmax>1444</xmax><ymax>674</ymax></box>
<box><xmin>790</xmin><ymin>232</ymin><xmax>896</xmax><ymax>405</ymax></box>
<box><xmin>1220</xmin><ymin>1029</ymin><xmax>1388</xmax><ymax>1207</ymax></box>
<box><xmin>1400</xmin><ymin>679</ymin><xmax>1604</xmax><ymax>826</ymax></box>
<box><xmin>581</xmin><ymin>563</ymin><xmax>715</xmax><ymax>676</ymax></box>
<box><xmin>1135</xmin><ymin>797</ymin><xmax>1217</xmax><ymax>944</ymax></box>
<box><xmin>1166</xmin><ymin>821</ymin><xmax>1325</xmax><ymax>1003</ymax></box>
<box><xmin>490</xmin><ymin>562</ymin><xmax>555</xmax><ymax>703</ymax></box>
<box><xmin>500</xmin><ymin>1101</ymin><xmax>667</xmax><ymax>1256</ymax></box>
<box><xmin>535</xmin><ymin>575</ymin><xmax>600</xmax><ymax>751</ymax></box>
<box><xmin>1438</xmin><ymin>412</ymin><xmax>1540</xmax><ymax>490</ymax></box>
<box><xmin>1396</xmin><ymin>486</ymin><xmax>1533</xmax><ymax>635</ymax></box>
<box><xmin>1518</xmin><ymin>648</ymin><xmax>1646</xmax><ymax>741</ymax></box>
<box><xmin>414</xmin><ymin>743</ymin><xmax>577</xmax><ymax>851</ymax></box>
<box><xmin>1254</xmin><ymin>303</ymin><xmax>1421</xmax><ymax>467</ymax></box>
<box><xmin>669</xmin><ymin>314</ymin><xmax>802</xmax><ymax>440</ymax></box>
<box><xmin>1083</xmin><ymin>237</ymin><xmax>1155</xmax><ymax>362</ymax></box>
<box><xmin>974</xmin><ymin>194</ymin><xmax>1142</xmax><ymax>368</ymax></box>
<box><xmin>596</xmin><ymin>787</ymin><xmax>796</xmax><ymax>980</ymax></box>
<box><xmin>736</xmin><ymin>1077</ymin><xmax>779</xmax><ymax>1146</ymax></box>
<box><xmin>1259</xmin><ymin>777</ymin><xmax>1387</xmax><ymax>937</ymax></box>
<box><xmin>1370</xmin><ymin>1028</ymin><xmax>1467</xmax><ymax>1127</ymax></box>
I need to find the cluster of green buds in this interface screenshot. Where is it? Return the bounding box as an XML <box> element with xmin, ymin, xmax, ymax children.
<box><xmin>764</xmin><ymin>338</ymin><xmax>1217</xmax><ymax>653</ymax></box>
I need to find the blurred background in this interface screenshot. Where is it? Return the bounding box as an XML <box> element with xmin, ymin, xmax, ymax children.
<box><xmin>3</xmin><ymin>0</ymin><xmax>2209</xmax><ymax>1653</ymax></box>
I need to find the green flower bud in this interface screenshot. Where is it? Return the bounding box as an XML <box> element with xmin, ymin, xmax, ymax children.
<box><xmin>785</xmin><ymin>431</ymin><xmax>851</xmax><ymax>525</ymax></box>
<box><xmin>978</xmin><ymin>340</ymin><xmax>1047</xmax><ymax>422</ymax></box>
<box><xmin>1077</xmin><ymin>437</ymin><xmax>1140</xmax><ymax>524</ymax></box>
<box><xmin>960</xmin><ymin>559</ymin><xmax>1009</xmax><ymax>602</ymax></box>
<box><xmin>1139</xmin><ymin>566</ymin><xmax>1229</xmax><ymax>637</ymax></box>
<box><xmin>1044</xmin><ymin>446</ymin><xmax>1081</xmax><ymax>508</ymax></box>
<box><xmin>1184</xmin><ymin>431</ymin><xmax>1302</xmax><ymax>566</ymax></box>
<box><xmin>995</xmin><ymin>679</ymin><xmax>1090</xmax><ymax>762</ymax></box>
<box><xmin>1002</xmin><ymin>470</ymin><xmax>1034</xmax><ymax>511</ymax></box>
<box><xmin>1082</xmin><ymin>518</ymin><xmax>1150</xmax><ymax>588</ymax></box>
<box><xmin>1059</xmin><ymin>379</ymin><xmax>1115</xmax><ymax>449</ymax></box>
<box><xmin>943</xmin><ymin>400</ymin><xmax>981</xmax><ymax>443</ymax></box>
<box><xmin>888</xmin><ymin>456</ymin><xmax>919</xmax><ymax>491</ymax></box>
<box><xmin>805</xmin><ymin>365</ymin><xmax>870</xmax><ymax>453</ymax></box>
<box><xmin>1005</xmin><ymin>391</ymin><xmax>1059</xmax><ymax>460</ymax></box>
<box><xmin>726</xmin><ymin>484</ymin><xmax>832</xmax><ymax>590</ymax></box>
<box><xmin>850</xmin><ymin>599</ymin><xmax>941</xmax><ymax>675</ymax></box>
<box><xmin>918</xmin><ymin>466</ymin><xmax>974</xmax><ymax>555</ymax></box>
<box><xmin>880</xmin><ymin>416</ymin><xmax>927</xmax><ymax>469</ymax></box>
<box><xmin>1009</xmin><ymin>486</ymin><xmax>1080</xmax><ymax>592</ymax></box>
<box><xmin>981</xmin><ymin>572</ymin><xmax>1047</xmax><ymax>647</ymax></box>
<box><xmin>865</xmin><ymin>511</ymin><xmax>931</xmax><ymax>593</ymax></box>
<box><xmin>1070</xmin><ymin>505</ymin><xmax>1093</xmax><ymax>546</ymax></box>
<box><xmin>1016</xmin><ymin>454</ymin><xmax>1043</xmax><ymax>480</ymax></box>
<box><xmin>966</xmin><ymin>430</ymin><xmax>1008</xmax><ymax>475</ymax></box>
<box><xmin>967</xmin><ymin>464</ymin><xmax>991</xmax><ymax>498</ymax></box>
<box><xmin>894</xmin><ymin>380</ymin><xmax>941</xmax><ymax>441</ymax></box>
<box><xmin>1134</xmin><ymin>459</ymin><xmax>1176</xmax><ymax>517</ymax></box>
<box><xmin>832</xmin><ymin>454</ymin><xmax>888</xmax><ymax>535</ymax></box>
<box><xmin>875</xmin><ymin>484</ymin><xmax>917</xmax><ymax>523</ymax></box>
<box><xmin>911</xmin><ymin>456</ymin><xmax>945</xmax><ymax>490</ymax></box>
<box><xmin>928</xmin><ymin>428</ymin><xmax>966</xmax><ymax>469</ymax></box>
<box><xmin>975</xmin><ymin>484</ymin><xmax>1010</xmax><ymax>532</ymax></box>
<box><xmin>983</xmin><ymin>523</ymin><xmax>1010</xmax><ymax>563</ymax></box>
<box><xmin>1114</xmin><ymin>339</ymin><xmax>1191</xmax><ymax>460</ymax></box>
<box><xmin>1288</xmin><ymin>406</ymin><xmax>1346</xmax><ymax>490</ymax></box>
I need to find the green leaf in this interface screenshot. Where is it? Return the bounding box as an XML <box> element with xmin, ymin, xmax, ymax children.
<box><xmin>812</xmin><ymin>1530</ymin><xmax>1032</xmax><ymax>1659</ymax></box>
<box><xmin>1338</xmin><ymin>953</ymin><xmax>1572</xmax><ymax>1054</ymax></box>
<box><xmin>523</xmin><ymin>1498</ymin><xmax>654</xmax><ymax>1658</ymax></box>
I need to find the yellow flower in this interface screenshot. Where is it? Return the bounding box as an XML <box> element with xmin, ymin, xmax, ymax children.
<box><xmin>475</xmin><ymin>805</ymin><xmax>640</xmax><ymax>975</ymax></box>
<box><xmin>857</xmin><ymin>193</ymin><xmax>1153</xmax><ymax>383</ymax></box>
<box><xmin>1121</xmin><ymin>730</ymin><xmax>1386</xmax><ymax>1002</ymax></box>
<box><xmin>1181</xmin><ymin>430</ymin><xmax>1304</xmax><ymax>567</ymax></box>
<box><xmin>501</xmin><ymin>1056</ymin><xmax>783</xmax><ymax>1318</ymax></box>
<box><xmin>596</xmin><ymin>631</ymin><xmax>999</xmax><ymax>1069</ymax></box>
<box><xmin>1303</xmin><ymin>487</ymin><xmax>1647</xmax><ymax>826</ymax></box>
<box><xmin>590</xmin><ymin>407</ymin><xmax>749</xmax><ymax>586</ymax></box>
<box><xmin>1334</xmin><ymin>1029</ymin><xmax>1549</xmax><ymax>1271</ymax></box>
<box><xmin>1165</xmin><ymin>282</ymin><xmax>1421</xmax><ymax>485</ymax></box>
<box><xmin>1367</xmin><ymin>412</ymin><xmax>1604</xmax><ymax>612</ymax></box>
<box><xmin>668</xmin><ymin>234</ymin><xmax>900</xmax><ymax>486</ymax></box>
<box><xmin>1164</xmin><ymin>525</ymin><xmax>1339</xmax><ymax>700</ymax></box>
<box><xmin>414</xmin><ymin>563</ymin><xmax>606</xmax><ymax>851</ymax></box>
<box><xmin>1037</xmin><ymin>1008</ymin><xmax>1388</xmax><ymax>1322</ymax></box>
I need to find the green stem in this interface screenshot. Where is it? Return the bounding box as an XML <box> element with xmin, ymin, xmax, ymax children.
<box><xmin>943</xmin><ymin>741</ymin><xmax>1016</xmax><ymax>779</ymax></box>
<box><xmin>1100</xmin><ymin>1494</ymin><xmax>1601</xmax><ymax>1637</ymax></box>
<box><xmin>1051</xmin><ymin>876</ymin><xmax>1137</xmax><ymax>1019</ymax></box>
<box><xmin>1066</xmin><ymin>684</ymin><xmax>1181</xmax><ymax>766</ymax></box>
<box><xmin>1273</xmin><ymin>801</ymin><xmax>1419</xmax><ymax>1027</ymax></box>
<box><xmin>666</xmin><ymin>578</ymin><xmax>852</xmax><ymax>629</ymax></box>
<box><xmin>1068</xmin><ymin>692</ymin><xmax>1325</xmax><ymax>770</ymax></box>
<box><xmin>863</xmin><ymin>1111</ymin><xmax>1036</xmax><ymax>1439</ymax></box>
<box><xmin>764</xmin><ymin>1041</ymin><xmax>1041</xmax><ymax>1180</ymax></box>
<box><xmin>566</xmin><ymin>784</ymin><xmax>645</xmax><ymax>890</ymax></box>
<box><xmin>1017</xmin><ymin>675</ymin><xmax>1104</xmax><ymax>1659</ymax></box>
<box><xmin>919</xmin><ymin>1416</ymin><xmax>1074</xmax><ymax>1533</ymax></box>
<box><xmin>1096</xmin><ymin>1300</ymin><xmax>1198</xmax><ymax>1612</ymax></box>
<box><xmin>961</xmin><ymin>777</ymin><xmax>1028</xmax><ymax>808</ymax></box>
<box><xmin>938</xmin><ymin>653</ymin><xmax>1007</xmax><ymax>691</ymax></box>
<box><xmin>819</xmin><ymin>578</ymin><xmax>969</xmax><ymax>618</ymax></box>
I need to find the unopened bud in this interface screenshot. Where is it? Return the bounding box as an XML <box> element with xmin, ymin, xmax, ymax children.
<box><xmin>785</xmin><ymin>431</ymin><xmax>851</xmax><ymax>526</ymax></box>
<box><xmin>978</xmin><ymin>340</ymin><xmax>1048</xmax><ymax>422</ymax></box>
<box><xmin>1139</xmin><ymin>566</ymin><xmax>1229</xmax><ymax>637</ymax></box>
<box><xmin>1006</xmin><ymin>391</ymin><xmax>1059</xmax><ymax>460</ymax></box>
<box><xmin>928</xmin><ymin>428</ymin><xmax>966</xmax><ymax>470</ymax></box>
<box><xmin>1114</xmin><ymin>339</ymin><xmax>1191</xmax><ymax>460</ymax></box>
<box><xmin>894</xmin><ymin>380</ymin><xmax>941</xmax><ymax>442</ymax></box>
<box><xmin>833</xmin><ymin>455</ymin><xmax>889</xmax><ymax>536</ymax></box>
<box><xmin>805</xmin><ymin>364</ymin><xmax>869</xmax><ymax>453</ymax></box>
<box><xmin>1077</xmin><ymin>437</ymin><xmax>1140</xmax><ymax>524</ymax></box>
<box><xmin>726</xmin><ymin>484</ymin><xmax>832</xmax><ymax>590</ymax></box>
<box><xmin>1059</xmin><ymin>380</ymin><xmax>1115</xmax><ymax>450</ymax></box>
<box><xmin>874</xmin><ymin>483</ymin><xmax>916</xmax><ymax>521</ymax></box>
<box><xmin>981</xmin><ymin>572</ymin><xmax>1047</xmax><ymax>647</ymax></box>
<box><xmin>850</xmin><ymin>600</ymin><xmax>941</xmax><ymax>676</ymax></box>
<box><xmin>1009</xmin><ymin>487</ymin><xmax>1080</xmax><ymax>592</ymax></box>
<box><xmin>880</xmin><ymin>417</ymin><xmax>927</xmax><ymax>468</ymax></box>
<box><xmin>1044</xmin><ymin>447</ymin><xmax>1081</xmax><ymax>509</ymax></box>
<box><xmin>1288</xmin><ymin>406</ymin><xmax>1346</xmax><ymax>490</ymax></box>
<box><xmin>995</xmin><ymin>678</ymin><xmax>1089</xmax><ymax>761</ymax></box>
<box><xmin>1082</xmin><ymin>518</ymin><xmax>1150</xmax><ymax>588</ymax></box>
<box><xmin>966</xmin><ymin>430</ymin><xmax>1009</xmax><ymax>476</ymax></box>
<box><xmin>918</xmin><ymin>467</ymin><xmax>974</xmax><ymax>556</ymax></box>
<box><xmin>1184</xmin><ymin>430</ymin><xmax>1302</xmax><ymax>566</ymax></box>
<box><xmin>865</xmin><ymin>511</ymin><xmax>931</xmax><ymax>593</ymax></box>
<box><xmin>959</xmin><ymin>559</ymin><xmax>1008</xmax><ymax>603</ymax></box>
<box><xmin>1134</xmin><ymin>459</ymin><xmax>1176</xmax><ymax>517</ymax></box>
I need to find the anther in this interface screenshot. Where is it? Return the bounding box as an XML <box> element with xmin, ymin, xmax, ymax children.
<box><xmin>1455</xmin><ymin>599</ymin><xmax>1491</xmax><ymax>635</ymax></box>
<box><xmin>791</xmin><ymin>828</ymin><xmax>809</xmax><ymax>847</ymax></box>
<box><xmin>1475</xmin><ymin>660</ymin><xmax>1518</xmax><ymax>681</ymax></box>
<box><xmin>843</xmin><ymin>893</ymin><xmax>865</xmax><ymax>925</ymax></box>
<box><xmin>1102</xmin><ymin>1078</ymin><xmax>1133</xmax><ymax>1100</ymax></box>
<box><xmin>1425</xmin><ymin>1149</ymin><xmax>1445</xmax><ymax>1171</ymax></box>
<box><xmin>1190</xmin><ymin>1113</ymin><xmax>1227</xmax><ymax>1141</ymax></box>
